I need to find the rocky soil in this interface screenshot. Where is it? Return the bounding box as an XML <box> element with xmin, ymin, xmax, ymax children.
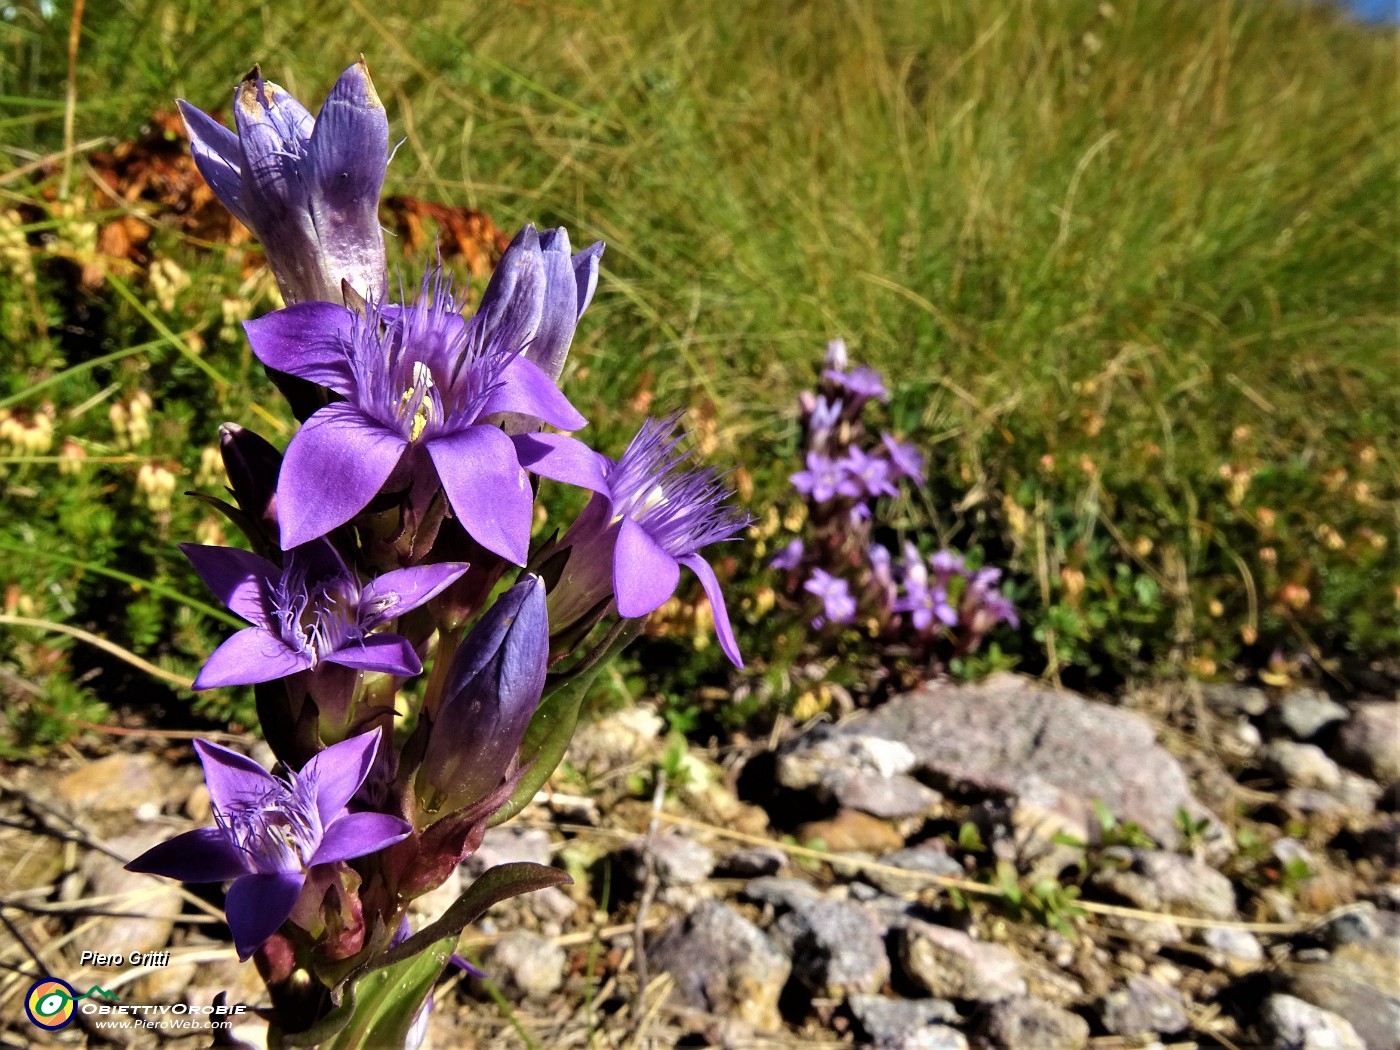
<box><xmin>1</xmin><ymin>673</ymin><xmax>1397</xmax><ymax>1048</ymax></box>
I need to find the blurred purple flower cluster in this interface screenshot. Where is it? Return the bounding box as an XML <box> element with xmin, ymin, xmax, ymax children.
<box><xmin>125</xmin><ymin>61</ymin><xmax>749</xmax><ymax>1040</ymax></box>
<box><xmin>772</xmin><ymin>339</ymin><xmax>1017</xmax><ymax>662</ymax></box>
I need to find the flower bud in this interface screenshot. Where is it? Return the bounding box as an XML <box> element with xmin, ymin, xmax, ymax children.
<box><xmin>178</xmin><ymin>61</ymin><xmax>389</xmax><ymax>305</ymax></box>
<box><xmin>418</xmin><ymin>576</ymin><xmax>549</xmax><ymax>814</ymax></box>
<box><xmin>219</xmin><ymin>422</ymin><xmax>282</xmax><ymax>545</ymax></box>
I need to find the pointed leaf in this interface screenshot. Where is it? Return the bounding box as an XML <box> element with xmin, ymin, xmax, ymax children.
<box><xmin>371</xmin><ymin>863</ymin><xmax>572</xmax><ymax>972</ymax></box>
<box><xmin>281</xmin><ymin>933</ymin><xmax>455</xmax><ymax>1050</ymax></box>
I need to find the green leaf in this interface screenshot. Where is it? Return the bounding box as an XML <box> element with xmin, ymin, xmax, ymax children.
<box><xmin>372</xmin><ymin>863</ymin><xmax>572</xmax><ymax>974</ymax></box>
<box><xmin>279</xmin><ymin>934</ymin><xmax>455</xmax><ymax>1050</ymax></box>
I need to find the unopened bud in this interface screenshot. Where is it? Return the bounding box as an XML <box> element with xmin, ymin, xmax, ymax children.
<box><xmin>417</xmin><ymin>576</ymin><xmax>549</xmax><ymax>814</ymax></box>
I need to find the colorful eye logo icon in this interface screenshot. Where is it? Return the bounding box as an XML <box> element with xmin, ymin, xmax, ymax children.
<box><xmin>26</xmin><ymin>978</ymin><xmax>78</xmax><ymax>1030</ymax></box>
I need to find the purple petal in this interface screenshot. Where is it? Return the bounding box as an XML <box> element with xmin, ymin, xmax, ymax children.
<box><xmin>322</xmin><ymin>633</ymin><xmax>422</xmax><ymax>676</ymax></box>
<box><xmin>244</xmin><ymin>303</ymin><xmax>356</xmax><ymax>392</ymax></box>
<box><xmin>179</xmin><ymin>543</ymin><xmax>277</xmax><ymax>627</ymax></box>
<box><xmin>426</xmin><ymin>425</ymin><xmax>533</xmax><ymax>565</ymax></box>
<box><xmin>278</xmin><ymin>403</ymin><xmax>408</xmax><ymax>549</ymax></box>
<box><xmin>193</xmin><ymin>738</ymin><xmax>279</xmax><ymax>817</ymax></box>
<box><xmin>305</xmin><ymin>61</ymin><xmax>390</xmax><ymax>300</ymax></box>
<box><xmin>175</xmin><ymin>101</ymin><xmax>249</xmax><ymax>227</ymax></box>
<box><xmin>225</xmin><ymin>871</ymin><xmax>304</xmax><ymax>960</ymax></box>
<box><xmin>525</xmin><ymin>227</ymin><xmax>580</xmax><ymax>381</ymax></box>
<box><xmin>614</xmin><ymin>517</ymin><xmax>680</xmax><ymax>618</ymax></box>
<box><xmin>512</xmin><ymin>432</ymin><xmax>609</xmax><ymax>493</ymax></box>
<box><xmin>449</xmin><ymin>953</ymin><xmax>487</xmax><ymax>979</ymax></box>
<box><xmin>480</xmin><ymin>356</ymin><xmax>587</xmax><ymax>432</ymax></box>
<box><xmin>358</xmin><ymin>562</ymin><xmax>471</xmax><ymax>629</ymax></box>
<box><xmin>680</xmin><ymin>553</ymin><xmax>743</xmax><ymax>668</ymax></box>
<box><xmin>300</xmin><ymin>728</ymin><xmax>383</xmax><ymax>825</ymax></box>
<box><xmin>309</xmin><ymin>811</ymin><xmax>412</xmax><ymax>866</ymax></box>
<box><xmin>573</xmin><ymin>240</ymin><xmax>604</xmax><ymax>318</ymax></box>
<box><xmin>475</xmin><ymin>225</ymin><xmax>545</xmax><ymax>349</ymax></box>
<box><xmin>233</xmin><ymin>74</ymin><xmax>313</xmax><ymax>221</ymax></box>
<box><xmin>125</xmin><ymin>827</ymin><xmax>251</xmax><ymax>883</ymax></box>
<box><xmin>193</xmin><ymin>626</ymin><xmax>311</xmax><ymax>688</ymax></box>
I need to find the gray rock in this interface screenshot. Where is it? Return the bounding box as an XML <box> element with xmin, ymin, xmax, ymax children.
<box><xmin>1364</xmin><ymin>815</ymin><xmax>1400</xmax><ymax>870</ymax></box>
<box><xmin>1265</xmin><ymin>741</ymin><xmax>1344</xmax><ymax>791</ymax></box>
<box><xmin>984</xmin><ymin>996</ymin><xmax>1089</xmax><ymax>1050</ymax></box>
<box><xmin>649</xmin><ymin>901</ymin><xmax>790</xmax><ymax>1030</ymax></box>
<box><xmin>626</xmin><ymin>830</ymin><xmax>715</xmax><ymax>886</ymax></box>
<box><xmin>770</xmin><ymin>898</ymin><xmax>889</xmax><ymax>997</ymax></box>
<box><xmin>863</xmin><ymin>845</ymin><xmax>965</xmax><ymax>895</ymax></box>
<box><xmin>1200</xmin><ymin>926</ymin><xmax>1265</xmax><ymax>974</ymax></box>
<box><xmin>896</xmin><ymin>923</ymin><xmax>1026</xmax><ymax>1003</ymax></box>
<box><xmin>476</xmin><ymin>931</ymin><xmax>564</xmax><ymax>1000</ymax></box>
<box><xmin>871</xmin><ymin>1030</ymin><xmax>966</xmax><ymax>1050</ymax></box>
<box><xmin>58</xmin><ymin>753</ymin><xmax>174</xmax><ymax>815</ymax></box>
<box><xmin>1279</xmin><ymin>689</ymin><xmax>1349</xmax><ymax>741</ymax></box>
<box><xmin>852</xmin><ymin>677</ymin><xmax>1221</xmax><ymax>848</ymax></box>
<box><xmin>566</xmin><ymin>704</ymin><xmax>664</xmax><ymax>776</ymax></box>
<box><xmin>848</xmin><ymin>995</ymin><xmax>958</xmax><ymax>1046</ymax></box>
<box><xmin>777</xmin><ymin>726</ymin><xmax>918</xmax><ymax>788</ymax></box>
<box><xmin>1287</xmin><ymin>936</ymin><xmax>1400</xmax><ymax>1050</ymax></box>
<box><xmin>1281</xmin><ymin>786</ymin><xmax>1368</xmax><ymax>820</ymax></box>
<box><xmin>1100</xmin><ymin>975</ymin><xmax>1189</xmax><ymax>1037</ymax></box>
<box><xmin>836</xmin><ymin>771</ymin><xmax>943</xmax><ymax>818</ymax></box>
<box><xmin>85</xmin><ymin>828</ymin><xmax>185</xmax><ymax>960</ymax></box>
<box><xmin>1313</xmin><ymin>903</ymin><xmax>1398</xmax><ymax>948</ymax></box>
<box><xmin>775</xmin><ymin>726</ymin><xmax>938</xmax><ymax>818</ymax></box>
<box><xmin>743</xmin><ymin>876</ymin><xmax>827</xmax><ymax>912</ymax></box>
<box><xmin>1335</xmin><ymin>701</ymin><xmax>1400</xmax><ymax>784</ymax></box>
<box><xmin>1091</xmin><ymin>848</ymin><xmax>1238</xmax><ymax>920</ymax></box>
<box><xmin>715</xmin><ymin>846</ymin><xmax>786</xmax><ymax>878</ymax></box>
<box><xmin>1201</xmin><ymin>683</ymin><xmax>1270</xmax><ymax>717</ymax></box>
<box><xmin>1261</xmin><ymin>993</ymin><xmax>1365</xmax><ymax>1050</ymax></box>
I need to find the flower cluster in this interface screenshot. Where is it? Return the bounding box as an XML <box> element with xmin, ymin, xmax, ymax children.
<box><xmin>125</xmin><ymin>61</ymin><xmax>748</xmax><ymax>1044</ymax></box>
<box><xmin>771</xmin><ymin>339</ymin><xmax>1017</xmax><ymax>664</ymax></box>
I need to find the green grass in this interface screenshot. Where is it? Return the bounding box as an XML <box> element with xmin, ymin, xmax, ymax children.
<box><xmin>0</xmin><ymin>0</ymin><xmax>1395</xmax><ymax>743</ymax></box>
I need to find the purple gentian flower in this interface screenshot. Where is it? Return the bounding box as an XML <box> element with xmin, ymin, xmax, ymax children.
<box><xmin>804</xmin><ymin>568</ymin><xmax>857</xmax><ymax>628</ymax></box>
<box><xmin>823</xmin><ymin>365</ymin><xmax>888</xmax><ymax>403</ymax></box>
<box><xmin>420</xmin><ymin>576</ymin><xmax>549</xmax><ymax>812</ymax></box>
<box><xmin>929</xmin><ymin>548</ymin><xmax>966</xmax><ymax>582</ymax></box>
<box><xmin>769</xmin><ymin>538</ymin><xmax>805</xmax><ymax>572</ymax></box>
<box><xmin>880</xmin><ymin>433</ymin><xmax>925</xmax><ymax>484</ymax></box>
<box><xmin>181</xmin><ymin>539</ymin><xmax>467</xmax><ymax>688</ymax></box>
<box><xmin>244</xmin><ymin>256</ymin><xmax>601</xmax><ymax>563</ymax></box>
<box><xmin>126</xmin><ymin>729</ymin><xmax>411</xmax><ymax>960</ymax></box>
<box><xmin>839</xmin><ymin>447</ymin><xmax>899</xmax><ymax>499</ymax></box>
<box><xmin>178</xmin><ymin>62</ymin><xmax>389</xmax><ymax>305</ymax></box>
<box><xmin>868</xmin><ymin>543</ymin><xmax>898</xmax><ymax>611</ymax></box>
<box><xmin>962</xmin><ymin>566</ymin><xmax>1020</xmax><ymax>631</ymax></box>
<box><xmin>547</xmin><ymin>417</ymin><xmax>751</xmax><ymax>667</ymax></box>
<box><xmin>806</xmin><ymin>394</ymin><xmax>843</xmax><ymax>452</ymax></box>
<box><xmin>895</xmin><ymin>550</ymin><xmax>958</xmax><ymax>632</ymax></box>
<box><xmin>790</xmin><ymin>451</ymin><xmax>860</xmax><ymax>503</ymax></box>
